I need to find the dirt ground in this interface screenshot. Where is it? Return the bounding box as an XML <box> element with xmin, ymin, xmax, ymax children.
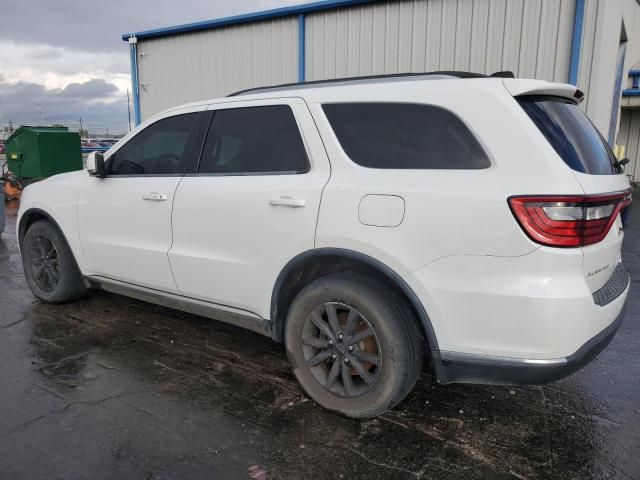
<box><xmin>0</xmin><ymin>198</ymin><xmax>639</xmax><ymax>479</ymax></box>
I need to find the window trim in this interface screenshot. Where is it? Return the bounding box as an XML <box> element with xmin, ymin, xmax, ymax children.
<box><xmin>193</xmin><ymin>104</ymin><xmax>311</xmax><ymax>177</ymax></box>
<box><xmin>321</xmin><ymin>101</ymin><xmax>492</xmax><ymax>171</ymax></box>
<box><xmin>104</xmin><ymin>110</ymin><xmax>206</xmax><ymax>178</ymax></box>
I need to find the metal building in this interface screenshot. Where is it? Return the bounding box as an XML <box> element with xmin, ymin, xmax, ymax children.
<box><xmin>122</xmin><ymin>0</ymin><xmax>640</xmax><ymax>183</ymax></box>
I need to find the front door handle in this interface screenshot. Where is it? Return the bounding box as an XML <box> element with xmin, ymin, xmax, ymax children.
<box><xmin>269</xmin><ymin>196</ymin><xmax>306</xmax><ymax>208</ymax></box>
<box><xmin>142</xmin><ymin>192</ymin><xmax>168</xmax><ymax>201</ymax></box>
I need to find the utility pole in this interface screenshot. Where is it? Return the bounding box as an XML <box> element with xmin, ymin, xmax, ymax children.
<box><xmin>79</xmin><ymin>117</ymin><xmax>83</xmax><ymax>139</ymax></box>
<box><xmin>0</xmin><ymin>95</ymin><xmax>5</xmax><ymax>138</ymax></box>
<box><xmin>126</xmin><ymin>89</ymin><xmax>132</xmax><ymax>132</ymax></box>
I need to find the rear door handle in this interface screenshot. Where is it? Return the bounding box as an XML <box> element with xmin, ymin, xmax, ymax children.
<box><xmin>142</xmin><ymin>192</ymin><xmax>168</xmax><ymax>201</ymax></box>
<box><xmin>269</xmin><ymin>196</ymin><xmax>306</xmax><ymax>208</ymax></box>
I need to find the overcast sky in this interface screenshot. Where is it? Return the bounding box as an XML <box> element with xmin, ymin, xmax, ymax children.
<box><xmin>0</xmin><ymin>0</ymin><xmax>312</xmax><ymax>136</ymax></box>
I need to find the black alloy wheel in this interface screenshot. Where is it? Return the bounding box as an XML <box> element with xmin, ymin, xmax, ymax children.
<box><xmin>27</xmin><ymin>235</ymin><xmax>60</xmax><ymax>292</ymax></box>
<box><xmin>302</xmin><ymin>302</ymin><xmax>382</xmax><ymax>397</ymax></box>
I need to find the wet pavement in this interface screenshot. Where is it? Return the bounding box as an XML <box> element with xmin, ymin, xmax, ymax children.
<box><xmin>1</xmin><ymin>198</ymin><xmax>639</xmax><ymax>480</ymax></box>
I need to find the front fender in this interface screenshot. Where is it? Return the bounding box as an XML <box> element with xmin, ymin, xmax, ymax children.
<box><xmin>18</xmin><ymin>171</ymin><xmax>88</xmax><ymax>272</ymax></box>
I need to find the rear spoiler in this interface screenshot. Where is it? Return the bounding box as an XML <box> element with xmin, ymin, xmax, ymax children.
<box><xmin>502</xmin><ymin>79</ymin><xmax>584</xmax><ymax>103</ymax></box>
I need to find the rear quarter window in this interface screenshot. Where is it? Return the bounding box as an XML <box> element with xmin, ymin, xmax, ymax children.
<box><xmin>517</xmin><ymin>96</ymin><xmax>619</xmax><ymax>175</ymax></box>
<box><xmin>322</xmin><ymin>103</ymin><xmax>490</xmax><ymax>169</ymax></box>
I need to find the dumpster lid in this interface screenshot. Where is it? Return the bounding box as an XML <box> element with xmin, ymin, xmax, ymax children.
<box><xmin>6</xmin><ymin>126</ymin><xmax>70</xmax><ymax>143</ymax></box>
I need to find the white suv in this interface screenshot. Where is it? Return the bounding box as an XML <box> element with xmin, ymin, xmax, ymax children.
<box><xmin>17</xmin><ymin>73</ymin><xmax>631</xmax><ymax>417</ymax></box>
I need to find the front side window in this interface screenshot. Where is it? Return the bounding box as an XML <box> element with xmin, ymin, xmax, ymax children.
<box><xmin>108</xmin><ymin>112</ymin><xmax>200</xmax><ymax>175</ymax></box>
<box><xmin>518</xmin><ymin>96</ymin><xmax>619</xmax><ymax>175</ymax></box>
<box><xmin>322</xmin><ymin>103</ymin><xmax>490</xmax><ymax>169</ymax></box>
<box><xmin>198</xmin><ymin>105</ymin><xmax>309</xmax><ymax>174</ymax></box>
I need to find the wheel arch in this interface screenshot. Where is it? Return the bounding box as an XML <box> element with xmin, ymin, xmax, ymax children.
<box><xmin>18</xmin><ymin>208</ymin><xmax>83</xmax><ymax>276</ymax></box>
<box><xmin>18</xmin><ymin>208</ymin><xmax>63</xmax><ymax>249</ymax></box>
<box><xmin>270</xmin><ymin>248</ymin><xmax>439</xmax><ymax>352</ymax></box>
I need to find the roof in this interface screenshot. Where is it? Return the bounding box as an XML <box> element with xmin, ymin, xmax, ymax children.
<box><xmin>122</xmin><ymin>0</ymin><xmax>374</xmax><ymax>41</ymax></box>
<box><xmin>146</xmin><ymin>76</ymin><xmax>577</xmax><ymax>123</ymax></box>
<box><xmin>6</xmin><ymin>126</ymin><xmax>70</xmax><ymax>143</ymax></box>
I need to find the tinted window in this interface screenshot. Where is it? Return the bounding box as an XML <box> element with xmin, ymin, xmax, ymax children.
<box><xmin>322</xmin><ymin>103</ymin><xmax>490</xmax><ymax>169</ymax></box>
<box><xmin>199</xmin><ymin>105</ymin><xmax>309</xmax><ymax>174</ymax></box>
<box><xmin>518</xmin><ymin>96</ymin><xmax>618</xmax><ymax>175</ymax></box>
<box><xmin>108</xmin><ymin>113</ymin><xmax>200</xmax><ymax>175</ymax></box>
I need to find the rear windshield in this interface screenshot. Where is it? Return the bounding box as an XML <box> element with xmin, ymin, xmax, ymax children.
<box><xmin>322</xmin><ymin>103</ymin><xmax>490</xmax><ymax>169</ymax></box>
<box><xmin>518</xmin><ymin>96</ymin><xmax>619</xmax><ymax>175</ymax></box>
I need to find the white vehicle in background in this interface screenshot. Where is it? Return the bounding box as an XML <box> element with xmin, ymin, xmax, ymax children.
<box><xmin>16</xmin><ymin>72</ymin><xmax>631</xmax><ymax>417</ymax></box>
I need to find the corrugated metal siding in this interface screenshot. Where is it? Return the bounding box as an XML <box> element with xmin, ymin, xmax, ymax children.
<box><xmin>617</xmin><ymin>108</ymin><xmax>640</xmax><ymax>183</ymax></box>
<box><xmin>137</xmin><ymin>17</ymin><xmax>298</xmax><ymax>119</ymax></box>
<box><xmin>577</xmin><ymin>0</ymin><xmax>600</xmax><ymax>113</ymax></box>
<box><xmin>305</xmin><ymin>0</ymin><xmax>576</xmax><ymax>82</ymax></box>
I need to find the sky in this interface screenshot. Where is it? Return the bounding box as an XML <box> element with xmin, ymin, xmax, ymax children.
<box><xmin>0</xmin><ymin>0</ymin><xmax>312</xmax><ymax>136</ymax></box>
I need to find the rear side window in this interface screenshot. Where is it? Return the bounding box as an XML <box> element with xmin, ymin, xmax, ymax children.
<box><xmin>322</xmin><ymin>103</ymin><xmax>490</xmax><ymax>169</ymax></box>
<box><xmin>518</xmin><ymin>96</ymin><xmax>618</xmax><ymax>175</ymax></box>
<box><xmin>198</xmin><ymin>105</ymin><xmax>309</xmax><ymax>174</ymax></box>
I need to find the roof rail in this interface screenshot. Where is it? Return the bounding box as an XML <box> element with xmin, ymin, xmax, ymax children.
<box><xmin>227</xmin><ymin>71</ymin><xmax>489</xmax><ymax>97</ymax></box>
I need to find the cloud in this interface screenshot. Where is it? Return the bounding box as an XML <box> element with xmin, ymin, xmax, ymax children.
<box><xmin>0</xmin><ymin>40</ymin><xmax>130</xmax><ymax>92</ymax></box>
<box><xmin>0</xmin><ymin>77</ymin><xmax>129</xmax><ymax>134</ymax></box>
<box><xmin>60</xmin><ymin>79</ymin><xmax>118</xmax><ymax>100</ymax></box>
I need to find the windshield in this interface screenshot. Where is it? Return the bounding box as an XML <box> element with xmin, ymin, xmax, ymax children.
<box><xmin>518</xmin><ymin>96</ymin><xmax>619</xmax><ymax>175</ymax></box>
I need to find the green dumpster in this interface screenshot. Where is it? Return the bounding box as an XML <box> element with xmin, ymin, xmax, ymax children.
<box><xmin>5</xmin><ymin>126</ymin><xmax>82</xmax><ymax>178</ymax></box>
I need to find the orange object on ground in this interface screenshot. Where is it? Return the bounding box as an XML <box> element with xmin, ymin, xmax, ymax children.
<box><xmin>3</xmin><ymin>171</ymin><xmax>23</xmax><ymax>200</ymax></box>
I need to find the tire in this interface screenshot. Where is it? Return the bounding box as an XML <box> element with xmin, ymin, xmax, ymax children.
<box><xmin>285</xmin><ymin>273</ymin><xmax>424</xmax><ymax>418</ymax></box>
<box><xmin>22</xmin><ymin>219</ymin><xmax>87</xmax><ymax>304</ymax></box>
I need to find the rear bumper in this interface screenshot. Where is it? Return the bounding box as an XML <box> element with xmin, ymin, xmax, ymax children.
<box><xmin>434</xmin><ymin>304</ymin><xmax>626</xmax><ymax>385</ymax></box>
<box><xmin>405</xmin><ymin>245</ymin><xmax>630</xmax><ymax>362</ymax></box>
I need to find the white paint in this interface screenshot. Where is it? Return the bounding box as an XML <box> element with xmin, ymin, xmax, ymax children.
<box><xmin>167</xmin><ymin>98</ymin><xmax>330</xmax><ymax>317</ymax></box>
<box><xmin>358</xmin><ymin>195</ymin><xmax>405</xmax><ymax>227</ymax></box>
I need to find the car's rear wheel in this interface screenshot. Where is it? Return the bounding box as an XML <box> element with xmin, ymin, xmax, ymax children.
<box><xmin>22</xmin><ymin>219</ymin><xmax>87</xmax><ymax>303</ymax></box>
<box><xmin>285</xmin><ymin>273</ymin><xmax>423</xmax><ymax>418</ymax></box>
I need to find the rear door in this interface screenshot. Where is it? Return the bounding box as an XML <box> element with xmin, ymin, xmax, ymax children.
<box><xmin>168</xmin><ymin>98</ymin><xmax>330</xmax><ymax>317</ymax></box>
<box><xmin>77</xmin><ymin>108</ymin><xmax>204</xmax><ymax>292</ymax></box>
<box><xmin>517</xmin><ymin>96</ymin><xmax>631</xmax><ymax>292</ymax></box>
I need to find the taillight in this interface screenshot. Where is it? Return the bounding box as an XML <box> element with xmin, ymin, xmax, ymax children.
<box><xmin>509</xmin><ymin>190</ymin><xmax>632</xmax><ymax>247</ymax></box>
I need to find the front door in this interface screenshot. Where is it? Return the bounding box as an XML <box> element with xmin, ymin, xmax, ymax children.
<box><xmin>169</xmin><ymin>99</ymin><xmax>330</xmax><ymax>317</ymax></box>
<box><xmin>77</xmin><ymin>109</ymin><xmax>203</xmax><ymax>292</ymax></box>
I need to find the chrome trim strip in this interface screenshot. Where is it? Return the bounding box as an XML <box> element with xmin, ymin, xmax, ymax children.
<box><xmin>439</xmin><ymin>351</ymin><xmax>569</xmax><ymax>367</ymax></box>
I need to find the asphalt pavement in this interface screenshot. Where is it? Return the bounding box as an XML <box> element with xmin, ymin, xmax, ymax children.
<box><xmin>0</xmin><ymin>197</ymin><xmax>639</xmax><ymax>479</ymax></box>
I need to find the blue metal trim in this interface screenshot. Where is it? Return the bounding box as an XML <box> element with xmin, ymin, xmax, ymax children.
<box><xmin>622</xmin><ymin>89</ymin><xmax>640</xmax><ymax>96</ymax></box>
<box><xmin>129</xmin><ymin>39</ymin><xmax>141</xmax><ymax>125</ymax></box>
<box><xmin>569</xmin><ymin>0</ymin><xmax>586</xmax><ymax>85</ymax></box>
<box><xmin>298</xmin><ymin>14</ymin><xmax>305</xmax><ymax>82</ymax></box>
<box><xmin>629</xmin><ymin>70</ymin><xmax>640</xmax><ymax>76</ymax></box>
<box><xmin>121</xmin><ymin>0</ymin><xmax>372</xmax><ymax>41</ymax></box>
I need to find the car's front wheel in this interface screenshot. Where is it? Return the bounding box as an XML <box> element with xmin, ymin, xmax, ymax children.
<box><xmin>285</xmin><ymin>273</ymin><xmax>423</xmax><ymax>418</ymax></box>
<box><xmin>22</xmin><ymin>219</ymin><xmax>88</xmax><ymax>304</ymax></box>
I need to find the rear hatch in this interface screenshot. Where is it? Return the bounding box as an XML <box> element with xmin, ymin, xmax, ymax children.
<box><xmin>504</xmin><ymin>79</ymin><xmax>631</xmax><ymax>293</ymax></box>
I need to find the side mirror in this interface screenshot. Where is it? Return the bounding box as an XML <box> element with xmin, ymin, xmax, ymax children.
<box><xmin>87</xmin><ymin>151</ymin><xmax>106</xmax><ymax>178</ymax></box>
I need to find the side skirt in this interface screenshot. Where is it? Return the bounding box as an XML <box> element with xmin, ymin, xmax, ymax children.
<box><xmin>88</xmin><ymin>276</ymin><xmax>273</xmax><ymax>337</ymax></box>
